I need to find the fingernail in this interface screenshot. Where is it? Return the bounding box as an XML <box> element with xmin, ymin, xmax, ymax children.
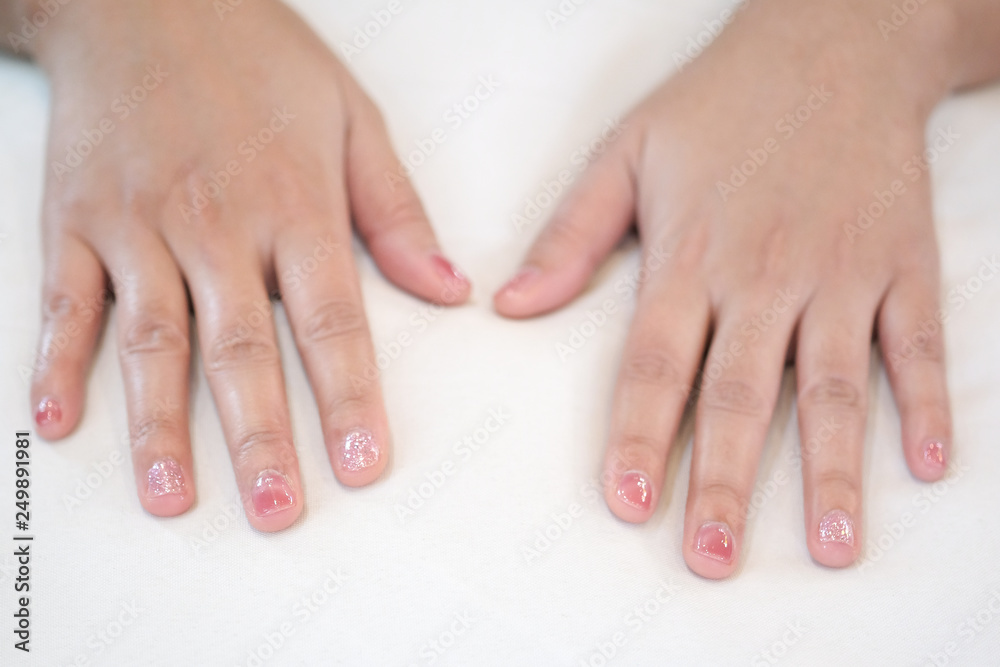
<box><xmin>693</xmin><ymin>521</ymin><xmax>735</xmax><ymax>564</ymax></box>
<box><xmin>922</xmin><ymin>441</ymin><xmax>946</xmax><ymax>469</ymax></box>
<box><xmin>431</xmin><ymin>253</ymin><xmax>469</xmax><ymax>287</ymax></box>
<box><xmin>35</xmin><ymin>397</ymin><xmax>61</xmax><ymax>426</ymax></box>
<box><xmin>340</xmin><ymin>429</ymin><xmax>380</xmax><ymax>472</ymax></box>
<box><xmin>251</xmin><ymin>470</ymin><xmax>295</xmax><ymax>517</ymax></box>
<box><xmin>146</xmin><ymin>458</ymin><xmax>185</xmax><ymax>497</ymax></box>
<box><xmin>818</xmin><ymin>509</ymin><xmax>855</xmax><ymax>546</ymax></box>
<box><xmin>616</xmin><ymin>470</ymin><xmax>652</xmax><ymax>510</ymax></box>
<box><xmin>499</xmin><ymin>266</ymin><xmax>541</xmax><ymax>296</ymax></box>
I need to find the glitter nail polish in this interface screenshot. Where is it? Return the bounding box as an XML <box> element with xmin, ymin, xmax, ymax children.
<box><xmin>340</xmin><ymin>429</ymin><xmax>380</xmax><ymax>472</ymax></box>
<box><xmin>818</xmin><ymin>509</ymin><xmax>855</xmax><ymax>546</ymax></box>
<box><xmin>147</xmin><ymin>458</ymin><xmax>185</xmax><ymax>497</ymax></box>
<box><xmin>694</xmin><ymin>522</ymin><xmax>735</xmax><ymax>564</ymax></box>
<box><xmin>616</xmin><ymin>470</ymin><xmax>652</xmax><ymax>510</ymax></box>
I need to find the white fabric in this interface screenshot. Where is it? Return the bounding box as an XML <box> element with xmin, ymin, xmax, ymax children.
<box><xmin>1</xmin><ymin>1</ymin><xmax>999</xmax><ymax>665</ymax></box>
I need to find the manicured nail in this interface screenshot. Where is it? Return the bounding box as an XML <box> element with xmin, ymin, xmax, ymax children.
<box><xmin>693</xmin><ymin>521</ymin><xmax>734</xmax><ymax>564</ymax></box>
<box><xmin>431</xmin><ymin>253</ymin><xmax>469</xmax><ymax>287</ymax></box>
<box><xmin>922</xmin><ymin>441</ymin><xmax>946</xmax><ymax>469</ymax></box>
<box><xmin>818</xmin><ymin>509</ymin><xmax>855</xmax><ymax>546</ymax></box>
<box><xmin>147</xmin><ymin>458</ymin><xmax>185</xmax><ymax>497</ymax></box>
<box><xmin>340</xmin><ymin>429</ymin><xmax>380</xmax><ymax>472</ymax></box>
<box><xmin>35</xmin><ymin>397</ymin><xmax>61</xmax><ymax>426</ymax></box>
<box><xmin>616</xmin><ymin>470</ymin><xmax>652</xmax><ymax>510</ymax></box>
<box><xmin>499</xmin><ymin>266</ymin><xmax>541</xmax><ymax>296</ymax></box>
<box><xmin>251</xmin><ymin>470</ymin><xmax>295</xmax><ymax>517</ymax></box>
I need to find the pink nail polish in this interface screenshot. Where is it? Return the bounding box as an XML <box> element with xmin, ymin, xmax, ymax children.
<box><xmin>693</xmin><ymin>522</ymin><xmax>734</xmax><ymax>564</ymax></box>
<box><xmin>340</xmin><ymin>429</ymin><xmax>380</xmax><ymax>472</ymax></box>
<box><xmin>499</xmin><ymin>267</ymin><xmax>541</xmax><ymax>296</ymax></box>
<box><xmin>35</xmin><ymin>397</ymin><xmax>61</xmax><ymax>426</ymax></box>
<box><xmin>431</xmin><ymin>253</ymin><xmax>469</xmax><ymax>286</ymax></box>
<box><xmin>818</xmin><ymin>509</ymin><xmax>855</xmax><ymax>546</ymax></box>
<box><xmin>251</xmin><ymin>470</ymin><xmax>295</xmax><ymax>517</ymax></box>
<box><xmin>922</xmin><ymin>441</ymin><xmax>946</xmax><ymax>469</ymax></box>
<box><xmin>616</xmin><ymin>470</ymin><xmax>652</xmax><ymax>510</ymax></box>
<box><xmin>147</xmin><ymin>458</ymin><xmax>185</xmax><ymax>497</ymax></box>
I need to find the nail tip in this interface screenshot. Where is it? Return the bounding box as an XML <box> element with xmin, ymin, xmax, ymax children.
<box><xmin>147</xmin><ymin>457</ymin><xmax>186</xmax><ymax>497</ymax></box>
<box><xmin>616</xmin><ymin>470</ymin><xmax>652</xmax><ymax>511</ymax></box>
<box><xmin>34</xmin><ymin>397</ymin><xmax>62</xmax><ymax>427</ymax></box>
<box><xmin>693</xmin><ymin>521</ymin><xmax>735</xmax><ymax>564</ymax></box>
<box><xmin>818</xmin><ymin>509</ymin><xmax>855</xmax><ymax>547</ymax></box>
<box><xmin>251</xmin><ymin>469</ymin><xmax>296</xmax><ymax>517</ymax></box>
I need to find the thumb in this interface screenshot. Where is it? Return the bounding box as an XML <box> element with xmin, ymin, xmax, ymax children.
<box><xmin>494</xmin><ymin>119</ymin><xmax>639</xmax><ymax>318</ymax></box>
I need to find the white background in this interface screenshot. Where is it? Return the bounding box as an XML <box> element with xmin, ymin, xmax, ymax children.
<box><xmin>1</xmin><ymin>1</ymin><xmax>999</xmax><ymax>665</ymax></box>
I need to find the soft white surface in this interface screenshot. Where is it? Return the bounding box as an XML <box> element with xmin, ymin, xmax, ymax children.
<box><xmin>1</xmin><ymin>1</ymin><xmax>999</xmax><ymax>665</ymax></box>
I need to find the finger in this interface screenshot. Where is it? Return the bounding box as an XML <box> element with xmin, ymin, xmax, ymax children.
<box><xmin>172</xmin><ymin>233</ymin><xmax>302</xmax><ymax>532</ymax></box>
<box><xmin>344</xmin><ymin>82</ymin><xmax>471</xmax><ymax>306</ymax></box>
<box><xmin>796</xmin><ymin>283</ymin><xmax>881</xmax><ymax>568</ymax></box>
<box><xmin>494</xmin><ymin>120</ymin><xmax>638</xmax><ymax>318</ymax></box>
<box><xmin>878</xmin><ymin>270</ymin><xmax>952</xmax><ymax>482</ymax></box>
<box><xmin>684</xmin><ymin>288</ymin><xmax>800</xmax><ymax>579</ymax></box>
<box><xmin>602</xmin><ymin>260</ymin><xmax>710</xmax><ymax>523</ymax></box>
<box><xmin>104</xmin><ymin>233</ymin><xmax>195</xmax><ymax>517</ymax></box>
<box><xmin>31</xmin><ymin>234</ymin><xmax>107</xmax><ymax>440</ymax></box>
<box><xmin>275</xmin><ymin>210</ymin><xmax>390</xmax><ymax>488</ymax></box>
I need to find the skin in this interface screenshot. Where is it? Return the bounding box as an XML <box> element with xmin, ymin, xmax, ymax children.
<box><xmin>495</xmin><ymin>0</ymin><xmax>1000</xmax><ymax>578</ymax></box>
<box><xmin>3</xmin><ymin>0</ymin><xmax>471</xmax><ymax>531</ymax></box>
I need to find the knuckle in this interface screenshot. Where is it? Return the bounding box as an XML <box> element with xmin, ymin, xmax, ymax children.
<box><xmin>622</xmin><ymin>350</ymin><xmax>683</xmax><ymax>388</ymax></box>
<box><xmin>799</xmin><ymin>376</ymin><xmax>864</xmax><ymax>410</ymax></box>
<box><xmin>129</xmin><ymin>412</ymin><xmax>184</xmax><ymax>450</ymax></box>
<box><xmin>300</xmin><ymin>299</ymin><xmax>368</xmax><ymax>345</ymax></box>
<box><xmin>614</xmin><ymin>433</ymin><xmax>667</xmax><ymax>470</ymax></box>
<box><xmin>814</xmin><ymin>470</ymin><xmax>860</xmax><ymax>505</ymax></box>
<box><xmin>700</xmin><ymin>379</ymin><xmax>767</xmax><ymax>418</ymax></box>
<box><xmin>121</xmin><ymin>318</ymin><xmax>189</xmax><ymax>359</ymax></box>
<box><xmin>699</xmin><ymin>480</ymin><xmax>748</xmax><ymax>523</ymax></box>
<box><xmin>206</xmin><ymin>326</ymin><xmax>278</xmax><ymax>374</ymax></box>
<box><xmin>232</xmin><ymin>427</ymin><xmax>291</xmax><ymax>468</ymax></box>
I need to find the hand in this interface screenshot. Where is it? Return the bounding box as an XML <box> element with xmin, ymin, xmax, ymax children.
<box><xmin>25</xmin><ymin>0</ymin><xmax>470</xmax><ymax>531</ymax></box>
<box><xmin>495</xmin><ymin>0</ymin><xmax>959</xmax><ymax>577</ymax></box>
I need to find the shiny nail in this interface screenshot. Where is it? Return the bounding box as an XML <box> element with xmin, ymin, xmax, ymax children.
<box><xmin>340</xmin><ymin>429</ymin><xmax>380</xmax><ymax>472</ymax></box>
<box><xmin>147</xmin><ymin>458</ymin><xmax>185</xmax><ymax>497</ymax></box>
<box><xmin>35</xmin><ymin>397</ymin><xmax>61</xmax><ymax>426</ymax></box>
<box><xmin>922</xmin><ymin>441</ymin><xmax>946</xmax><ymax>469</ymax></box>
<box><xmin>431</xmin><ymin>253</ymin><xmax>469</xmax><ymax>286</ymax></box>
<box><xmin>251</xmin><ymin>470</ymin><xmax>295</xmax><ymax>517</ymax></box>
<box><xmin>616</xmin><ymin>470</ymin><xmax>652</xmax><ymax>510</ymax></box>
<box><xmin>818</xmin><ymin>509</ymin><xmax>855</xmax><ymax>546</ymax></box>
<box><xmin>499</xmin><ymin>267</ymin><xmax>541</xmax><ymax>295</ymax></box>
<box><xmin>694</xmin><ymin>522</ymin><xmax>734</xmax><ymax>564</ymax></box>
